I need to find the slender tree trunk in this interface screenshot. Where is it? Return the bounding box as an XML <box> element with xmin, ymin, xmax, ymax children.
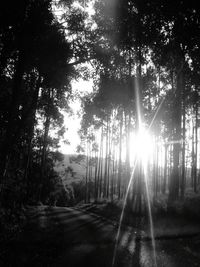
<box><xmin>103</xmin><ymin>117</ymin><xmax>109</xmax><ymax>197</ymax></box>
<box><xmin>94</xmin><ymin>150</ymin><xmax>98</xmax><ymax>202</ymax></box>
<box><xmin>85</xmin><ymin>139</ymin><xmax>89</xmax><ymax>203</ymax></box>
<box><xmin>24</xmin><ymin>75</ymin><xmax>41</xmax><ymax>201</ymax></box>
<box><xmin>40</xmin><ymin>110</ymin><xmax>51</xmax><ymax>201</ymax></box>
<box><xmin>99</xmin><ymin>126</ymin><xmax>104</xmax><ymax>199</ymax></box>
<box><xmin>125</xmin><ymin>112</ymin><xmax>131</xmax><ymax>192</ymax></box>
<box><xmin>191</xmin><ymin>124</ymin><xmax>195</xmax><ymax>188</ymax></box>
<box><xmin>106</xmin><ymin>120</ymin><xmax>111</xmax><ymax>199</ymax></box>
<box><xmin>169</xmin><ymin>68</ymin><xmax>182</xmax><ymax>201</ymax></box>
<box><xmin>0</xmin><ymin>49</ymin><xmax>25</xmax><ymax>178</ymax></box>
<box><xmin>118</xmin><ymin>111</ymin><xmax>123</xmax><ymax>199</ymax></box>
<box><xmin>181</xmin><ymin>83</ymin><xmax>186</xmax><ymax>199</ymax></box>
<box><xmin>194</xmin><ymin>101</ymin><xmax>198</xmax><ymax>193</ymax></box>
<box><xmin>162</xmin><ymin>144</ymin><xmax>168</xmax><ymax>194</ymax></box>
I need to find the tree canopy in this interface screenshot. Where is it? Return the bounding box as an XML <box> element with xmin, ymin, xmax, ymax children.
<box><xmin>0</xmin><ymin>0</ymin><xmax>200</xmax><ymax>210</ymax></box>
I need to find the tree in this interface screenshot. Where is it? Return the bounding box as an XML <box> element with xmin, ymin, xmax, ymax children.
<box><xmin>0</xmin><ymin>0</ymin><xmax>75</xmax><ymax>206</ymax></box>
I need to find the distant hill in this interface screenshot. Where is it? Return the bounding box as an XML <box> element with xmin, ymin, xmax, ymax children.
<box><xmin>54</xmin><ymin>154</ymin><xmax>87</xmax><ymax>187</ymax></box>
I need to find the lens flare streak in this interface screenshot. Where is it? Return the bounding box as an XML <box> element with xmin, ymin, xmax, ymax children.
<box><xmin>112</xmin><ymin>157</ymin><xmax>138</xmax><ymax>267</ymax></box>
<box><xmin>144</xmin><ymin>166</ymin><xmax>157</xmax><ymax>267</ymax></box>
<box><xmin>112</xmin><ymin>90</ymin><xmax>166</xmax><ymax>266</ymax></box>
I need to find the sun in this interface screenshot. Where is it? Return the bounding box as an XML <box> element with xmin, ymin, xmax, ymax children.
<box><xmin>129</xmin><ymin>127</ymin><xmax>154</xmax><ymax>166</ymax></box>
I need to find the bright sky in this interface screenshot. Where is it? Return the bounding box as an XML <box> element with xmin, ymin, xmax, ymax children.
<box><xmin>60</xmin><ymin>79</ymin><xmax>93</xmax><ymax>154</ymax></box>
<box><xmin>52</xmin><ymin>1</ymin><xmax>95</xmax><ymax>155</ymax></box>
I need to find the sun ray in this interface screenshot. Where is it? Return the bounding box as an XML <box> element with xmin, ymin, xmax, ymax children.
<box><xmin>112</xmin><ymin>77</ymin><xmax>164</xmax><ymax>266</ymax></box>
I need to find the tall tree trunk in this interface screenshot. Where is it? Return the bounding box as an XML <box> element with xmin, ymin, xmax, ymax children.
<box><xmin>169</xmin><ymin>68</ymin><xmax>182</xmax><ymax>201</ymax></box>
<box><xmin>39</xmin><ymin>113</ymin><xmax>51</xmax><ymax>201</ymax></box>
<box><xmin>191</xmin><ymin>124</ymin><xmax>195</xmax><ymax>188</ymax></box>
<box><xmin>118</xmin><ymin>111</ymin><xmax>123</xmax><ymax>199</ymax></box>
<box><xmin>194</xmin><ymin>100</ymin><xmax>198</xmax><ymax>193</ymax></box>
<box><xmin>94</xmin><ymin>150</ymin><xmax>98</xmax><ymax>202</ymax></box>
<box><xmin>24</xmin><ymin>75</ymin><xmax>41</xmax><ymax>201</ymax></box>
<box><xmin>181</xmin><ymin>80</ymin><xmax>186</xmax><ymax>199</ymax></box>
<box><xmin>162</xmin><ymin>144</ymin><xmax>168</xmax><ymax>194</ymax></box>
<box><xmin>99</xmin><ymin>126</ymin><xmax>104</xmax><ymax>199</ymax></box>
<box><xmin>106</xmin><ymin>120</ymin><xmax>111</xmax><ymax>199</ymax></box>
<box><xmin>125</xmin><ymin>111</ymin><xmax>131</xmax><ymax>192</ymax></box>
<box><xmin>0</xmin><ymin>49</ymin><xmax>25</xmax><ymax>178</ymax></box>
<box><xmin>103</xmin><ymin>117</ymin><xmax>109</xmax><ymax>198</ymax></box>
<box><xmin>85</xmin><ymin>139</ymin><xmax>89</xmax><ymax>203</ymax></box>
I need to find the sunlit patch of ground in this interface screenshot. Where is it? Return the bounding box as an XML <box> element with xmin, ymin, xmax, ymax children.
<box><xmin>1</xmin><ymin>204</ymin><xmax>200</xmax><ymax>267</ymax></box>
<box><xmin>77</xmin><ymin>199</ymin><xmax>200</xmax><ymax>239</ymax></box>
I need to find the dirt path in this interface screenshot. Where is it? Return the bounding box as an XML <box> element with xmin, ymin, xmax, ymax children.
<box><xmin>1</xmin><ymin>206</ymin><xmax>200</xmax><ymax>267</ymax></box>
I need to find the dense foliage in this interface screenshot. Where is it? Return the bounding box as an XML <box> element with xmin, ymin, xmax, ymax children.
<box><xmin>0</xmin><ymin>0</ymin><xmax>200</xmax><ymax>218</ymax></box>
<box><xmin>76</xmin><ymin>0</ymin><xmax>200</xmax><ymax>210</ymax></box>
<box><xmin>0</xmin><ymin>0</ymin><xmax>75</xmax><ymax>208</ymax></box>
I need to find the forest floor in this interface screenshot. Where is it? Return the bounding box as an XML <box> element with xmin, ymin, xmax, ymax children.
<box><xmin>1</xmin><ymin>205</ymin><xmax>200</xmax><ymax>267</ymax></box>
<box><xmin>1</xmin><ymin>192</ymin><xmax>200</xmax><ymax>266</ymax></box>
<box><xmin>75</xmin><ymin>192</ymin><xmax>200</xmax><ymax>240</ymax></box>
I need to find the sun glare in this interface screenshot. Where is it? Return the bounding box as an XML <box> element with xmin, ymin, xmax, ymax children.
<box><xmin>130</xmin><ymin>127</ymin><xmax>154</xmax><ymax>166</ymax></box>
